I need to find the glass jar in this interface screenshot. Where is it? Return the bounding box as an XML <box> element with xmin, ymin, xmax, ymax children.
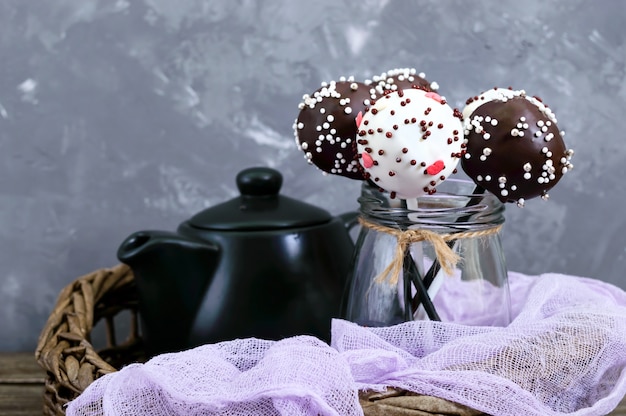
<box><xmin>343</xmin><ymin>179</ymin><xmax>511</xmax><ymax>327</ymax></box>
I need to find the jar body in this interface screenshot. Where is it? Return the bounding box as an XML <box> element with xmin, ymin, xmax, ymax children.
<box><xmin>343</xmin><ymin>179</ymin><xmax>511</xmax><ymax>327</ymax></box>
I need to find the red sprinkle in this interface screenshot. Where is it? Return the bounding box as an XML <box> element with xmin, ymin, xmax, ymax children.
<box><xmin>362</xmin><ymin>152</ymin><xmax>374</xmax><ymax>168</ymax></box>
<box><xmin>355</xmin><ymin>111</ymin><xmax>363</xmax><ymax>128</ymax></box>
<box><xmin>425</xmin><ymin>92</ymin><xmax>444</xmax><ymax>103</ymax></box>
<box><xmin>426</xmin><ymin>160</ymin><xmax>445</xmax><ymax>175</ymax></box>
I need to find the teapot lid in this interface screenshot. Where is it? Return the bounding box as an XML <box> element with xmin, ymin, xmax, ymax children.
<box><xmin>188</xmin><ymin>167</ymin><xmax>333</xmax><ymax>231</ymax></box>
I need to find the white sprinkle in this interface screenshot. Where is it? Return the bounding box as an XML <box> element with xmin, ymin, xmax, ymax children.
<box><xmin>483</xmin><ymin>133</ymin><xmax>491</xmax><ymax>140</ymax></box>
<box><xmin>501</xmin><ymin>189</ymin><xmax>509</xmax><ymax>197</ymax></box>
<box><xmin>327</xmin><ymin>115</ymin><xmax>335</xmax><ymax>122</ymax></box>
<box><xmin>537</xmin><ymin>120</ymin><xmax>544</xmax><ymax>127</ymax></box>
<box><xmin>480</xmin><ymin>155</ymin><xmax>487</xmax><ymax>161</ymax></box>
<box><xmin>477</xmin><ymin>175</ymin><xmax>483</xmax><ymax>181</ymax></box>
<box><xmin>511</xmin><ymin>185</ymin><xmax>517</xmax><ymax>191</ymax></box>
<box><xmin>483</xmin><ymin>147</ymin><xmax>492</xmax><ymax>156</ymax></box>
<box><xmin>541</xmin><ymin>147</ymin><xmax>548</xmax><ymax>153</ymax></box>
<box><xmin>490</xmin><ymin>119</ymin><xmax>498</xmax><ymax>126</ymax></box>
<box><xmin>316</xmin><ymin>126</ymin><xmax>322</xmax><ymax>131</ymax></box>
<box><xmin>485</xmin><ymin>175</ymin><xmax>492</xmax><ymax>181</ymax></box>
<box><xmin>344</xmin><ymin>107</ymin><xmax>352</xmax><ymax>114</ymax></box>
<box><xmin>524</xmin><ymin>172</ymin><xmax>531</xmax><ymax>180</ymax></box>
<box><xmin>297</xmin><ymin>122</ymin><xmax>304</xmax><ymax>129</ymax></box>
<box><xmin>523</xmin><ymin>163</ymin><xmax>532</xmax><ymax>172</ymax></box>
<box><xmin>520</xmin><ymin>116</ymin><xmax>526</xmax><ymax>122</ymax></box>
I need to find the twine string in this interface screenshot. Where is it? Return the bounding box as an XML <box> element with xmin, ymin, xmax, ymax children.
<box><xmin>358</xmin><ymin>217</ymin><xmax>502</xmax><ymax>285</ymax></box>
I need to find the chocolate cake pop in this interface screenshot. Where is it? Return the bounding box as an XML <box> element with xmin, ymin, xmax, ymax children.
<box><xmin>461</xmin><ymin>88</ymin><xmax>574</xmax><ymax>207</ymax></box>
<box><xmin>356</xmin><ymin>87</ymin><xmax>465</xmax><ymax>199</ymax></box>
<box><xmin>366</xmin><ymin>68</ymin><xmax>438</xmax><ymax>99</ymax></box>
<box><xmin>294</xmin><ymin>77</ymin><xmax>371</xmax><ymax>180</ymax></box>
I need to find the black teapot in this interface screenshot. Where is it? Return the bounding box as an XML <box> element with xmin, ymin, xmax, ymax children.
<box><xmin>117</xmin><ymin>167</ymin><xmax>357</xmax><ymax>356</ymax></box>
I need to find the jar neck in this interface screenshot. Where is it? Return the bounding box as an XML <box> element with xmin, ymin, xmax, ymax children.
<box><xmin>359</xmin><ymin>179</ymin><xmax>505</xmax><ymax>232</ymax></box>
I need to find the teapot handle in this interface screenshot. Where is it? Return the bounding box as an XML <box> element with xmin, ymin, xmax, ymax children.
<box><xmin>339</xmin><ymin>211</ymin><xmax>360</xmax><ymax>231</ymax></box>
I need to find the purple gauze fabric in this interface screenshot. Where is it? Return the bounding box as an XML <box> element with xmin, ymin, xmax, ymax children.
<box><xmin>67</xmin><ymin>272</ymin><xmax>626</xmax><ymax>416</ymax></box>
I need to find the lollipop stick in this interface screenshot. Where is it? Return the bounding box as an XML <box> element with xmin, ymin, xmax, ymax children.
<box><xmin>404</xmin><ymin>251</ymin><xmax>440</xmax><ymax>321</ymax></box>
<box><xmin>402</xmin><ymin>257</ymin><xmax>413</xmax><ymax>322</ymax></box>
<box><xmin>411</xmin><ymin>185</ymin><xmax>487</xmax><ymax>315</ymax></box>
<box><xmin>403</xmin><ymin>198</ymin><xmax>441</xmax><ymax>321</ymax></box>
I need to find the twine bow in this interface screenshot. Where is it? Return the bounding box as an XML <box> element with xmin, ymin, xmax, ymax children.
<box><xmin>358</xmin><ymin>217</ymin><xmax>502</xmax><ymax>285</ymax></box>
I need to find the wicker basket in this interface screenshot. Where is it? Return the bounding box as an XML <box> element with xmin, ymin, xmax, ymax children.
<box><xmin>35</xmin><ymin>264</ymin><xmax>483</xmax><ymax>416</ymax></box>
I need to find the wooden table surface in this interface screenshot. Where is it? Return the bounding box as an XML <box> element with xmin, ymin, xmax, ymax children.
<box><xmin>1</xmin><ymin>352</ymin><xmax>625</xmax><ymax>415</ymax></box>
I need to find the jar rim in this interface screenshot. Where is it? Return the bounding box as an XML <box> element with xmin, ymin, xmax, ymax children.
<box><xmin>359</xmin><ymin>179</ymin><xmax>505</xmax><ymax>229</ymax></box>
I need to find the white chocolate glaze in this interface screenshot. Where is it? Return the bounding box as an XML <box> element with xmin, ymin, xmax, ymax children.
<box><xmin>356</xmin><ymin>88</ymin><xmax>464</xmax><ymax>199</ymax></box>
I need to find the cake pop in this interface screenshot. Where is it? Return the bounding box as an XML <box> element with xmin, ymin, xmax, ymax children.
<box><xmin>294</xmin><ymin>77</ymin><xmax>371</xmax><ymax>180</ymax></box>
<box><xmin>366</xmin><ymin>68</ymin><xmax>438</xmax><ymax>99</ymax></box>
<box><xmin>461</xmin><ymin>88</ymin><xmax>574</xmax><ymax>207</ymax></box>
<box><xmin>356</xmin><ymin>87</ymin><xmax>465</xmax><ymax>199</ymax></box>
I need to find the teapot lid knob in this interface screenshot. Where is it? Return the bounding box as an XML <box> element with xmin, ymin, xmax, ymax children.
<box><xmin>236</xmin><ymin>167</ymin><xmax>282</xmax><ymax>197</ymax></box>
<box><xmin>187</xmin><ymin>166</ymin><xmax>332</xmax><ymax>231</ymax></box>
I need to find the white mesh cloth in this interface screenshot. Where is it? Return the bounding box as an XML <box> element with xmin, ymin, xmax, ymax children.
<box><xmin>67</xmin><ymin>272</ymin><xmax>626</xmax><ymax>416</ymax></box>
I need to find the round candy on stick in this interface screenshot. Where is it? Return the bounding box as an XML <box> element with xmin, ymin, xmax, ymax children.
<box><xmin>461</xmin><ymin>88</ymin><xmax>574</xmax><ymax>207</ymax></box>
<box><xmin>294</xmin><ymin>77</ymin><xmax>371</xmax><ymax>180</ymax></box>
<box><xmin>366</xmin><ymin>68</ymin><xmax>438</xmax><ymax>99</ymax></box>
<box><xmin>356</xmin><ymin>87</ymin><xmax>465</xmax><ymax>199</ymax></box>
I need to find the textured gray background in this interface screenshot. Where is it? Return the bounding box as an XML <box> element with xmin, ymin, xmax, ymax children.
<box><xmin>1</xmin><ymin>0</ymin><xmax>625</xmax><ymax>351</ymax></box>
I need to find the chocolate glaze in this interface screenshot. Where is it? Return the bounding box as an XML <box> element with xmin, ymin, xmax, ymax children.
<box><xmin>462</xmin><ymin>95</ymin><xmax>572</xmax><ymax>204</ymax></box>
<box><xmin>294</xmin><ymin>80</ymin><xmax>371</xmax><ymax>180</ymax></box>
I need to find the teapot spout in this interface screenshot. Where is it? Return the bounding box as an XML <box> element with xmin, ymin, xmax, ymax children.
<box><xmin>117</xmin><ymin>230</ymin><xmax>220</xmax><ymax>355</ymax></box>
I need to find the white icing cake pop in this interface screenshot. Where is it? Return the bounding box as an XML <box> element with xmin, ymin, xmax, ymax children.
<box><xmin>356</xmin><ymin>88</ymin><xmax>465</xmax><ymax>199</ymax></box>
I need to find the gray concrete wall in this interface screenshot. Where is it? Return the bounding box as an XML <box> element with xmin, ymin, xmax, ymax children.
<box><xmin>1</xmin><ymin>0</ymin><xmax>624</xmax><ymax>351</ymax></box>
